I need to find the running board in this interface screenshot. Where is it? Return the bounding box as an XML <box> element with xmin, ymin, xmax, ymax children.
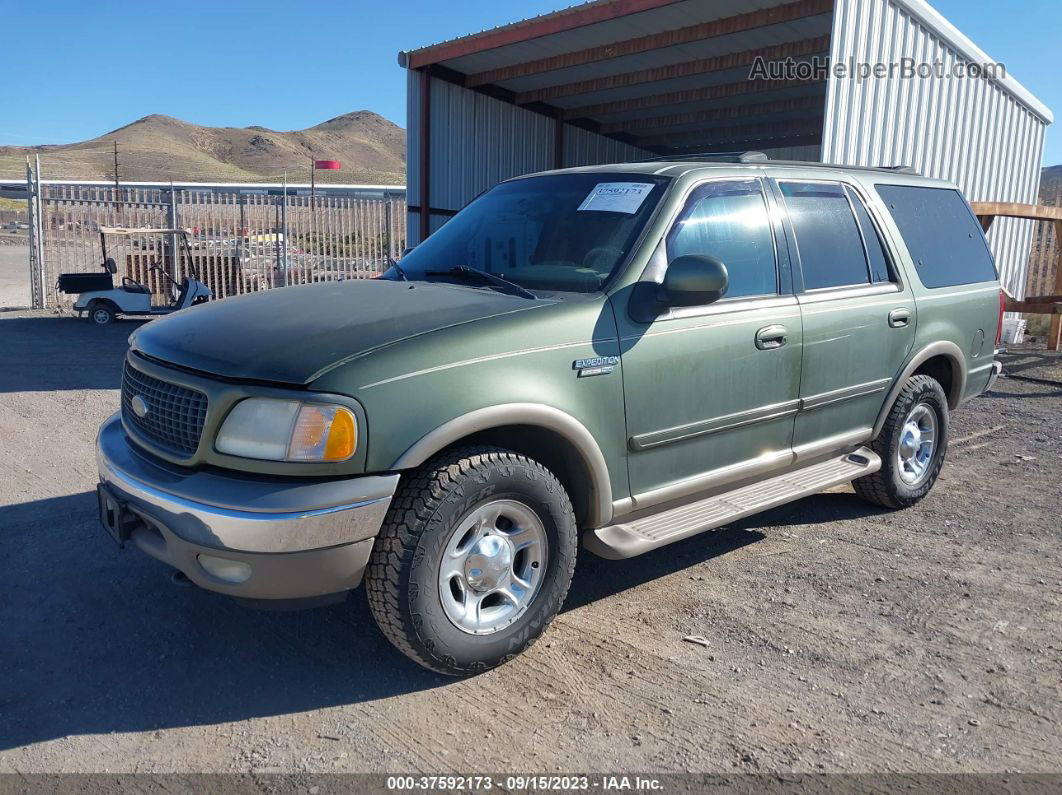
<box><xmin>585</xmin><ymin>448</ymin><xmax>881</xmax><ymax>560</ymax></box>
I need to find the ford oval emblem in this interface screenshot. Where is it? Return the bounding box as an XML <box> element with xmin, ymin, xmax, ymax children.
<box><xmin>131</xmin><ymin>395</ymin><xmax>150</xmax><ymax>418</ymax></box>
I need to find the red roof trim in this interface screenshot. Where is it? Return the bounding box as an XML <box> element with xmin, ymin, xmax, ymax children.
<box><xmin>402</xmin><ymin>0</ymin><xmax>686</xmax><ymax>70</ymax></box>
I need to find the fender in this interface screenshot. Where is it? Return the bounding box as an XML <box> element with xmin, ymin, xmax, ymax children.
<box><xmin>873</xmin><ymin>341</ymin><xmax>966</xmax><ymax>438</ymax></box>
<box><xmin>392</xmin><ymin>403</ymin><xmax>614</xmax><ymax>527</ymax></box>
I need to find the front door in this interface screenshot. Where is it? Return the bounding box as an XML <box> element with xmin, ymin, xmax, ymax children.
<box><xmin>770</xmin><ymin>177</ymin><xmax>916</xmax><ymax>459</ymax></box>
<box><xmin>617</xmin><ymin>177</ymin><xmax>803</xmax><ymax>510</ymax></box>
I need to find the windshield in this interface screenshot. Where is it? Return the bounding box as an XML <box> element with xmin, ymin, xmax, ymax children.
<box><xmin>394</xmin><ymin>173</ymin><xmax>670</xmax><ymax>293</ymax></box>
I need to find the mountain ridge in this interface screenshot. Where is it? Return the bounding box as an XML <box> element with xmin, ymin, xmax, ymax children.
<box><xmin>0</xmin><ymin>111</ymin><xmax>405</xmax><ymax>184</ymax></box>
<box><xmin>1041</xmin><ymin>164</ymin><xmax>1061</xmax><ymax>203</ymax></box>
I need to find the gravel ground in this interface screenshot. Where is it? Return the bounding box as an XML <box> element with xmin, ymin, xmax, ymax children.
<box><xmin>1</xmin><ymin>309</ymin><xmax>1060</xmax><ymax>774</ymax></box>
<box><xmin>0</xmin><ymin>244</ymin><xmax>30</xmax><ymax>309</ymax></box>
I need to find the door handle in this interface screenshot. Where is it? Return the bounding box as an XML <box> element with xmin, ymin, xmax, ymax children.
<box><xmin>755</xmin><ymin>324</ymin><xmax>788</xmax><ymax>350</ymax></box>
<box><xmin>888</xmin><ymin>308</ymin><xmax>911</xmax><ymax>328</ymax></box>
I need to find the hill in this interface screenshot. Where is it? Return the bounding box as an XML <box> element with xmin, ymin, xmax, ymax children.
<box><xmin>0</xmin><ymin>111</ymin><xmax>405</xmax><ymax>185</ymax></box>
<box><xmin>1041</xmin><ymin>164</ymin><xmax>1062</xmax><ymax>204</ymax></box>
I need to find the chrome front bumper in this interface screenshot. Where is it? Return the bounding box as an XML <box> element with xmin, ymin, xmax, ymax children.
<box><xmin>96</xmin><ymin>413</ymin><xmax>398</xmax><ymax>599</ymax></box>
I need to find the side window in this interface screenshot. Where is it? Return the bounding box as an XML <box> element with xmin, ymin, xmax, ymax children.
<box><xmin>780</xmin><ymin>181</ymin><xmax>870</xmax><ymax>290</ymax></box>
<box><xmin>845</xmin><ymin>186</ymin><xmax>893</xmax><ymax>283</ymax></box>
<box><xmin>875</xmin><ymin>184</ymin><xmax>997</xmax><ymax>288</ymax></box>
<box><xmin>666</xmin><ymin>179</ymin><xmax>777</xmax><ymax>299</ymax></box>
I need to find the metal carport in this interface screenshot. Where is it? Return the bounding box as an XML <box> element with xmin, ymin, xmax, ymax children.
<box><xmin>400</xmin><ymin>0</ymin><xmax>1052</xmax><ymax>297</ymax></box>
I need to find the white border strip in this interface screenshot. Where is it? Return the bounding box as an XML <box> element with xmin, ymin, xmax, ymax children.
<box><xmin>893</xmin><ymin>0</ymin><xmax>1053</xmax><ymax>124</ymax></box>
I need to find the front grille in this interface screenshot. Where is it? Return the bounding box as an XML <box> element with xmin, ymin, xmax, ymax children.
<box><xmin>121</xmin><ymin>362</ymin><xmax>208</xmax><ymax>456</ymax></box>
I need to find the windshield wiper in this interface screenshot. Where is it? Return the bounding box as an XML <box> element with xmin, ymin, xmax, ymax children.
<box><xmin>386</xmin><ymin>255</ymin><xmax>409</xmax><ymax>281</ymax></box>
<box><xmin>425</xmin><ymin>265</ymin><xmax>536</xmax><ymax>299</ymax></box>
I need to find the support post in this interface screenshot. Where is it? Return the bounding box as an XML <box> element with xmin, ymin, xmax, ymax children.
<box><xmin>25</xmin><ymin>159</ymin><xmax>42</xmax><ymax>309</ymax></box>
<box><xmin>1049</xmin><ymin>219</ymin><xmax>1062</xmax><ymax>351</ymax></box>
<box><xmin>167</xmin><ymin>184</ymin><xmax>179</xmax><ymax>282</ymax></box>
<box><xmin>281</xmin><ymin>173</ymin><xmax>289</xmax><ymax>287</ymax></box>
<box><xmin>31</xmin><ymin>156</ymin><xmax>46</xmax><ymax>309</ymax></box>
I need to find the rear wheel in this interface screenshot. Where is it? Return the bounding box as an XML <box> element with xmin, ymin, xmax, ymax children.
<box><xmin>89</xmin><ymin>301</ymin><xmax>116</xmax><ymax>326</ymax></box>
<box><xmin>365</xmin><ymin>447</ymin><xmax>577</xmax><ymax>675</ymax></box>
<box><xmin>853</xmin><ymin>374</ymin><xmax>949</xmax><ymax>509</ymax></box>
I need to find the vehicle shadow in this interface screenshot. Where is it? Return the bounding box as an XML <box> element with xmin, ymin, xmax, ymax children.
<box><xmin>0</xmin><ymin>491</ymin><xmax>447</xmax><ymax>753</ymax></box>
<box><xmin>0</xmin><ymin>316</ymin><xmax>146</xmax><ymax>393</ymax></box>
<box><xmin>566</xmin><ymin>490</ymin><xmax>889</xmax><ymax>609</ymax></box>
<box><xmin>0</xmin><ymin>487</ymin><xmax>885</xmax><ymax>752</ymax></box>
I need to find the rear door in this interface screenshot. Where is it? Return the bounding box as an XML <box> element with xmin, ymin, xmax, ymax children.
<box><xmin>772</xmin><ymin>178</ymin><xmax>916</xmax><ymax>460</ymax></box>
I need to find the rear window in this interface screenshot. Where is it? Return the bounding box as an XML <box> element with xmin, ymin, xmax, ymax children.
<box><xmin>875</xmin><ymin>185</ymin><xmax>997</xmax><ymax>288</ymax></box>
<box><xmin>779</xmin><ymin>181</ymin><xmax>871</xmax><ymax>290</ymax></box>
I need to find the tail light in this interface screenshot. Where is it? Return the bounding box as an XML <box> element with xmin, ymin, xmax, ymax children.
<box><xmin>995</xmin><ymin>289</ymin><xmax>1005</xmax><ymax>347</ymax></box>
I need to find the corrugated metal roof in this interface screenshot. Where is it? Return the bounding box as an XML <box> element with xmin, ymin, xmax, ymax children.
<box><xmin>401</xmin><ymin>0</ymin><xmax>1050</xmax><ymax>123</ymax></box>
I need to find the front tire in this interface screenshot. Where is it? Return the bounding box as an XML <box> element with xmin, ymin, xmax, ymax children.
<box><xmin>853</xmin><ymin>374</ymin><xmax>949</xmax><ymax>509</ymax></box>
<box><xmin>365</xmin><ymin>447</ymin><xmax>578</xmax><ymax>675</ymax></box>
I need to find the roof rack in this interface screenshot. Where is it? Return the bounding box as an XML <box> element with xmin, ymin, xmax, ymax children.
<box><xmin>764</xmin><ymin>159</ymin><xmax>921</xmax><ymax>175</ymax></box>
<box><xmin>643</xmin><ymin>151</ymin><xmax>922</xmax><ymax>176</ymax></box>
<box><xmin>642</xmin><ymin>151</ymin><xmax>770</xmax><ymax>164</ymax></box>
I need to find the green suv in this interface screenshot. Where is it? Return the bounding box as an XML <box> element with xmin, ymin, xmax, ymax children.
<box><xmin>96</xmin><ymin>155</ymin><xmax>1003</xmax><ymax>674</ymax></box>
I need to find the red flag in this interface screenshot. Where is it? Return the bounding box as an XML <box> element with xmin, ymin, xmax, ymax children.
<box><xmin>314</xmin><ymin>160</ymin><xmax>341</xmax><ymax>170</ymax></box>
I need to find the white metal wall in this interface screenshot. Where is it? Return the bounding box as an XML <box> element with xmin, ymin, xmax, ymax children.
<box><xmin>407</xmin><ymin>73</ymin><xmax>653</xmax><ymax>243</ymax></box>
<box><xmin>562</xmin><ymin>125</ymin><xmax>653</xmax><ymax>169</ymax></box>
<box><xmin>823</xmin><ymin>0</ymin><xmax>1050</xmax><ymax>298</ymax></box>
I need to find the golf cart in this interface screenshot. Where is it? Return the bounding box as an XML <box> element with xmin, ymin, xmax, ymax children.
<box><xmin>58</xmin><ymin>226</ymin><xmax>211</xmax><ymax>325</ymax></box>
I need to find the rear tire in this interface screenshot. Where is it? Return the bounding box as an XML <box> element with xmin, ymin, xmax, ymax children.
<box><xmin>853</xmin><ymin>374</ymin><xmax>949</xmax><ymax>509</ymax></box>
<box><xmin>89</xmin><ymin>301</ymin><xmax>116</xmax><ymax>326</ymax></box>
<box><xmin>365</xmin><ymin>446</ymin><xmax>578</xmax><ymax>676</ymax></box>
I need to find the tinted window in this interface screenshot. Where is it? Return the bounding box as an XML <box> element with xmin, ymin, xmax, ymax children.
<box><xmin>846</xmin><ymin>186</ymin><xmax>892</xmax><ymax>283</ymax></box>
<box><xmin>781</xmin><ymin>181</ymin><xmax>870</xmax><ymax>290</ymax></box>
<box><xmin>395</xmin><ymin>173</ymin><xmax>669</xmax><ymax>293</ymax></box>
<box><xmin>875</xmin><ymin>185</ymin><xmax>997</xmax><ymax>288</ymax></box>
<box><xmin>666</xmin><ymin>180</ymin><xmax>777</xmax><ymax>299</ymax></box>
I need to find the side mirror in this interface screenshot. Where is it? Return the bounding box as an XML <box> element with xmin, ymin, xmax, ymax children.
<box><xmin>662</xmin><ymin>254</ymin><xmax>728</xmax><ymax>307</ymax></box>
<box><xmin>103</xmin><ymin>258</ymin><xmax>118</xmax><ymax>274</ymax></box>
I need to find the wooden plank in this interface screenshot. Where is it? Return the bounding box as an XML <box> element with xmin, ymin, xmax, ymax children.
<box><xmin>465</xmin><ymin>0</ymin><xmax>832</xmax><ymax>87</ymax></box>
<box><xmin>561</xmin><ymin>77</ymin><xmax>820</xmax><ymax>120</ymax></box>
<box><xmin>971</xmin><ymin>202</ymin><xmax>1062</xmax><ymax>222</ymax></box>
<box><xmin>514</xmin><ymin>36</ymin><xmax>830</xmax><ymax>105</ymax></box>
<box><xmin>1005</xmin><ymin>300</ymin><xmax>1062</xmax><ymax>315</ymax></box>
<box><xmin>600</xmin><ymin>95</ymin><xmax>824</xmax><ymax>134</ymax></box>
<box><xmin>403</xmin><ymin>0</ymin><xmax>685</xmax><ymax>70</ymax></box>
<box><xmin>1023</xmin><ymin>293</ymin><xmax>1062</xmax><ymax>304</ymax></box>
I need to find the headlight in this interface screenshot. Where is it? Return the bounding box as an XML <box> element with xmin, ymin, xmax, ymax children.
<box><xmin>215</xmin><ymin>398</ymin><xmax>357</xmax><ymax>462</ymax></box>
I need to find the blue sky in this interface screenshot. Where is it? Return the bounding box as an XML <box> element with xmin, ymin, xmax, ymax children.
<box><xmin>5</xmin><ymin>0</ymin><xmax>1060</xmax><ymax>165</ymax></box>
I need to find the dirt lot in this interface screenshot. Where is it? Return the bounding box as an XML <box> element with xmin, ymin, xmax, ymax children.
<box><xmin>1</xmin><ymin>309</ymin><xmax>1060</xmax><ymax>775</ymax></box>
<box><xmin>0</xmin><ymin>244</ymin><xmax>30</xmax><ymax>309</ymax></box>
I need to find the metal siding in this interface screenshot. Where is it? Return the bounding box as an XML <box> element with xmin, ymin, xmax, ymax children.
<box><xmin>825</xmin><ymin>0</ymin><xmax>1048</xmax><ymax>298</ymax></box>
<box><xmin>429</xmin><ymin>77</ymin><xmax>554</xmax><ymax>214</ymax></box>
<box><xmin>562</xmin><ymin>125</ymin><xmax>654</xmax><ymax>167</ymax></box>
<box><xmin>760</xmin><ymin>144</ymin><xmax>823</xmax><ymax>160</ymax></box>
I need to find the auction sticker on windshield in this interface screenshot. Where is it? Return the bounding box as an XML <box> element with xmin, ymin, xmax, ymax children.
<box><xmin>577</xmin><ymin>182</ymin><xmax>655</xmax><ymax>214</ymax></box>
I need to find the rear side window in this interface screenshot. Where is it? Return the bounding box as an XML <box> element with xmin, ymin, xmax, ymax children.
<box><xmin>666</xmin><ymin>179</ymin><xmax>777</xmax><ymax>299</ymax></box>
<box><xmin>875</xmin><ymin>185</ymin><xmax>997</xmax><ymax>288</ymax></box>
<box><xmin>780</xmin><ymin>181</ymin><xmax>870</xmax><ymax>290</ymax></box>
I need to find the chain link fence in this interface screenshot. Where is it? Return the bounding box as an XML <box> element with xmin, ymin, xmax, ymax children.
<box><xmin>26</xmin><ymin>173</ymin><xmax>406</xmax><ymax>309</ymax></box>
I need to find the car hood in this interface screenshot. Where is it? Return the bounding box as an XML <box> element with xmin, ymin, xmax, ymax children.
<box><xmin>130</xmin><ymin>279</ymin><xmax>549</xmax><ymax>385</ymax></box>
